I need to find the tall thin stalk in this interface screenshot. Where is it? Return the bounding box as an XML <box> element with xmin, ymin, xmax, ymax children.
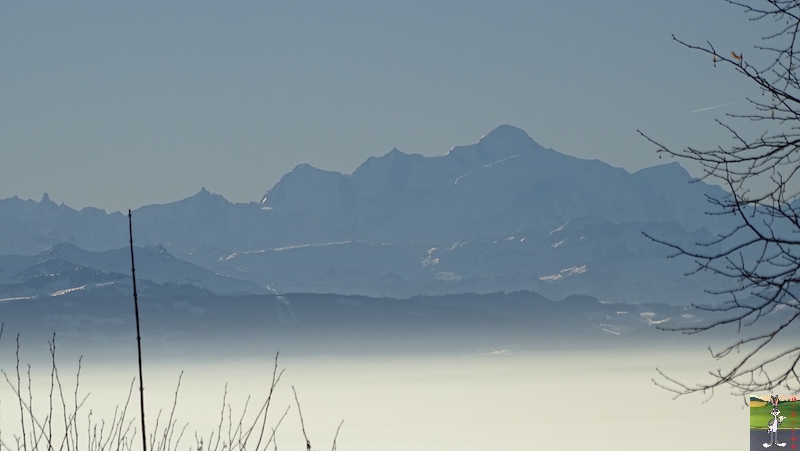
<box><xmin>128</xmin><ymin>209</ymin><xmax>147</xmax><ymax>451</ymax></box>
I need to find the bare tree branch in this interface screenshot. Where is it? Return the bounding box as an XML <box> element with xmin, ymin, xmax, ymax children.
<box><xmin>642</xmin><ymin>0</ymin><xmax>800</xmax><ymax>397</ymax></box>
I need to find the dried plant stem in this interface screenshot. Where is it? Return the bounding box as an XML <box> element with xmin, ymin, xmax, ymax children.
<box><xmin>252</xmin><ymin>353</ymin><xmax>284</xmax><ymax>451</ymax></box>
<box><xmin>292</xmin><ymin>386</ymin><xmax>311</xmax><ymax>451</ymax></box>
<box><xmin>15</xmin><ymin>335</ymin><xmax>28</xmax><ymax>451</ymax></box>
<box><xmin>330</xmin><ymin>420</ymin><xmax>344</xmax><ymax>451</ymax></box>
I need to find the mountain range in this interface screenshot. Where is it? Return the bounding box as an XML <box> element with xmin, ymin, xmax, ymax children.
<box><xmin>0</xmin><ymin>125</ymin><xmax>736</xmax><ymax>304</ymax></box>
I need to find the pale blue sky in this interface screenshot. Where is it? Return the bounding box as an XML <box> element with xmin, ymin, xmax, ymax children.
<box><xmin>1</xmin><ymin>1</ymin><xmax>764</xmax><ymax>212</ymax></box>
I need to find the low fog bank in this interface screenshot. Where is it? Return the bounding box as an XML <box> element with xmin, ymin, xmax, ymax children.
<box><xmin>0</xmin><ymin>345</ymin><xmax>747</xmax><ymax>450</ymax></box>
<box><xmin>0</xmin><ymin>290</ymin><xmax>775</xmax><ymax>362</ymax></box>
<box><xmin>0</xmin><ymin>290</ymin><xmax>785</xmax><ymax>449</ymax></box>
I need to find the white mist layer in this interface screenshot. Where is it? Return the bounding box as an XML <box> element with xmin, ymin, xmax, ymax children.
<box><xmin>0</xmin><ymin>347</ymin><xmax>744</xmax><ymax>450</ymax></box>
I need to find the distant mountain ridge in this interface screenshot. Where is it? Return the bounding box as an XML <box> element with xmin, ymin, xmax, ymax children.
<box><xmin>0</xmin><ymin>125</ymin><xmax>735</xmax><ymax>303</ymax></box>
<box><xmin>0</xmin><ymin>243</ymin><xmax>265</xmax><ymax>300</ymax></box>
<box><xmin>259</xmin><ymin>125</ymin><xmax>720</xmax><ymax>244</ymax></box>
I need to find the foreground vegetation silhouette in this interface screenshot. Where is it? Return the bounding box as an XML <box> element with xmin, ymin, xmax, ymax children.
<box><xmin>0</xmin><ymin>328</ymin><xmax>341</xmax><ymax>451</ymax></box>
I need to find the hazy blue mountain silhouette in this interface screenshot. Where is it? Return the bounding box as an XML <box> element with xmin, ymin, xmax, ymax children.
<box><xmin>0</xmin><ymin>125</ymin><xmax>735</xmax><ymax>303</ymax></box>
<box><xmin>259</xmin><ymin>125</ymin><xmax>723</xmax><ymax>244</ymax></box>
<box><xmin>0</xmin><ymin>242</ymin><xmax>264</xmax><ymax>300</ymax></box>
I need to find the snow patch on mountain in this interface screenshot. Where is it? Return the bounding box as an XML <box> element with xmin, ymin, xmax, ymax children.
<box><xmin>51</xmin><ymin>285</ymin><xmax>86</xmax><ymax>296</ymax></box>
<box><xmin>421</xmin><ymin>248</ymin><xmax>439</xmax><ymax>267</ymax></box>
<box><xmin>551</xmin><ymin>222</ymin><xmax>568</xmax><ymax>234</ymax></box>
<box><xmin>454</xmin><ymin>154</ymin><xmax>520</xmax><ymax>184</ymax></box>
<box><xmin>539</xmin><ymin>265</ymin><xmax>587</xmax><ymax>282</ymax></box>
<box><xmin>437</xmin><ymin>271</ymin><xmax>461</xmax><ymax>282</ymax></box>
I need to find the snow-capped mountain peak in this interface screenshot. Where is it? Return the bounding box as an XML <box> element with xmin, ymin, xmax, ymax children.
<box><xmin>477</xmin><ymin>124</ymin><xmax>543</xmax><ymax>150</ymax></box>
<box><xmin>0</xmin><ymin>125</ymin><xmax>733</xmax><ymax>304</ymax></box>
